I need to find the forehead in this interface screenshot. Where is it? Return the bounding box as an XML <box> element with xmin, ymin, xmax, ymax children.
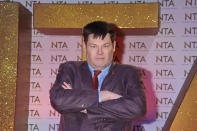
<box><xmin>87</xmin><ymin>33</ymin><xmax>112</xmax><ymax>44</ymax></box>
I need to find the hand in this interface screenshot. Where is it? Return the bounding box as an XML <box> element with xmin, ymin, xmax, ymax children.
<box><xmin>62</xmin><ymin>82</ymin><xmax>72</xmax><ymax>89</ymax></box>
<box><xmin>100</xmin><ymin>90</ymin><xmax>122</xmax><ymax>102</ymax></box>
<box><xmin>62</xmin><ymin>82</ymin><xmax>87</xmax><ymax>113</ymax></box>
<box><xmin>80</xmin><ymin>109</ymin><xmax>87</xmax><ymax>114</ymax></box>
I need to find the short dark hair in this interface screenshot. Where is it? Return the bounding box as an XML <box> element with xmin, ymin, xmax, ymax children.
<box><xmin>82</xmin><ymin>21</ymin><xmax>116</xmax><ymax>44</ymax></box>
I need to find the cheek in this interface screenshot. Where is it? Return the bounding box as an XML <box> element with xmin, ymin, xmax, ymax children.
<box><xmin>86</xmin><ymin>49</ymin><xmax>92</xmax><ymax>56</ymax></box>
<box><xmin>87</xmin><ymin>51</ymin><xmax>95</xmax><ymax>60</ymax></box>
<box><xmin>107</xmin><ymin>50</ymin><xmax>114</xmax><ymax>58</ymax></box>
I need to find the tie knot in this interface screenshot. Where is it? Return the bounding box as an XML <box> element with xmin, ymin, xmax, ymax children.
<box><xmin>94</xmin><ymin>70</ymin><xmax>101</xmax><ymax>76</ymax></box>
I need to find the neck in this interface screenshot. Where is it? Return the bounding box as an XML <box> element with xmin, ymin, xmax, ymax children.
<box><xmin>88</xmin><ymin>63</ymin><xmax>112</xmax><ymax>71</ymax></box>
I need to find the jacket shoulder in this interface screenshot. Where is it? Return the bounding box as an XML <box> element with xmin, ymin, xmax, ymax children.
<box><xmin>113</xmin><ymin>64</ymin><xmax>142</xmax><ymax>78</ymax></box>
<box><xmin>58</xmin><ymin>61</ymin><xmax>87</xmax><ymax>72</ymax></box>
<box><xmin>114</xmin><ymin>63</ymin><xmax>140</xmax><ymax>72</ymax></box>
<box><xmin>59</xmin><ymin>61</ymin><xmax>86</xmax><ymax>67</ymax></box>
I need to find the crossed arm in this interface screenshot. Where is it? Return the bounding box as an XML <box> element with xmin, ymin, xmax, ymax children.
<box><xmin>62</xmin><ymin>82</ymin><xmax>122</xmax><ymax>113</ymax></box>
<box><xmin>62</xmin><ymin>82</ymin><xmax>122</xmax><ymax>102</ymax></box>
<box><xmin>50</xmin><ymin>63</ymin><xmax>146</xmax><ymax>121</ymax></box>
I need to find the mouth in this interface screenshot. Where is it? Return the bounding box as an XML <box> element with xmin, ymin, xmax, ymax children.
<box><xmin>96</xmin><ymin>58</ymin><xmax>104</xmax><ymax>60</ymax></box>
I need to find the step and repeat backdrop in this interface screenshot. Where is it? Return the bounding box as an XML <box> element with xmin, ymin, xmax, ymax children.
<box><xmin>2</xmin><ymin>0</ymin><xmax>197</xmax><ymax>130</ymax></box>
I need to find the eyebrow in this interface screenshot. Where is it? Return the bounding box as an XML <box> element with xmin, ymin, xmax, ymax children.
<box><xmin>104</xmin><ymin>43</ymin><xmax>111</xmax><ymax>45</ymax></box>
<box><xmin>88</xmin><ymin>43</ymin><xmax>97</xmax><ymax>45</ymax></box>
<box><xmin>88</xmin><ymin>42</ymin><xmax>111</xmax><ymax>45</ymax></box>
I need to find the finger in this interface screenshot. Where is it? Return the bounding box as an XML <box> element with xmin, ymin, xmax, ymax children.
<box><xmin>62</xmin><ymin>84</ymin><xmax>68</xmax><ymax>89</ymax></box>
<box><xmin>64</xmin><ymin>82</ymin><xmax>72</xmax><ymax>89</ymax></box>
<box><xmin>62</xmin><ymin>82</ymin><xmax>70</xmax><ymax>89</ymax></box>
<box><xmin>80</xmin><ymin>109</ymin><xmax>87</xmax><ymax>113</ymax></box>
<box><xmin>111</xmin><ymin>93</ymin><xmax>122</xmax><ymax>99</ymax></box>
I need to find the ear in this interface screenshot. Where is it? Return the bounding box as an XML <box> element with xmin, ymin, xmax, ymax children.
<box><xmin>113</xmin><ymin>41</ymin><xmax>116</xmax><ymax>52</ymax></box>
<box><xmin>82</xmin><ymin>41</ymin><xmax>87</xmax><ymax>52</ymax></box>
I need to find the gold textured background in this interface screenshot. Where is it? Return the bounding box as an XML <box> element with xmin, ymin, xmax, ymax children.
<box><xmin>34</xmin><ymin>3</ymin><xmax>159</xmax><ymax>29</ymax></box>
<box><xmin>34</xmin><ymin>3</ymin><xmax>159</xmax><ymax>60</ymax></box>
<box><xmin>163</xmin><ymin>59</ymin><xmax>197</xmax><ymax>131</ymax></box>
<box><xmin>0</xmin><ymin>2</ymin><xmax>31</xmax><ymax>131</ymax></box>
<box><xmin>170</xmin><ymin>71</ymin><xmax>197</xmax><ymax>130</ymax></box>
<box><xmin>0</xmin><ymin>2</ymin><xmax>19</xmax><ymax>130</ymax></box>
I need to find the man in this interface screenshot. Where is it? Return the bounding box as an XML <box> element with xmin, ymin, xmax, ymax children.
<box><xmin>50</xmin><ymin>21</ymin><xmax>146</xmax><ymax>131</ymax></box>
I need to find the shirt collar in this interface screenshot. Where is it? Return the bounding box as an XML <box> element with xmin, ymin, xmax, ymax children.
<box><xmin>88</xmin><ymin>63</ymin><xmax>111</xmax><ymax>77</ymax></box>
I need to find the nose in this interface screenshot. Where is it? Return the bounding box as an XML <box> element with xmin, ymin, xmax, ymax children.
<box><xmin>97</xmin><ymin>46</ymin><xmax>103</xmax><ymax>55</ymax></box>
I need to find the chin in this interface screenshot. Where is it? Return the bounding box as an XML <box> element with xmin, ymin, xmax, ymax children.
<box><xmin>93</xmin><ymin>64</ymin><xmax>105</xmax><ymax>70</ymax></box>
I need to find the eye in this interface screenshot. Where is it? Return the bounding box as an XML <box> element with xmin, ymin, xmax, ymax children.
<box><xmin>90</xmin><ymin>45</ymin><xmax>97</xmax><ymax>48</ymax></box>
<box><xmin>103</xmin><ymin>44</ymin><xmax>110</xmax><ymax>48</ymax></box>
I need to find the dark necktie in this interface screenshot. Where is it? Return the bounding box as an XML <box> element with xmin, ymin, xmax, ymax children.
<box><xmin>92</xmin><ymin>70</ymin><xmax>101</xmax><ymax>90</ymax></box>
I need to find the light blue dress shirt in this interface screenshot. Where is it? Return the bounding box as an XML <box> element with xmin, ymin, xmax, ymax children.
<box><xmin>88</xmin><ymin>64</ymin><xmax>111</xmax><ymax>102</ymax></box>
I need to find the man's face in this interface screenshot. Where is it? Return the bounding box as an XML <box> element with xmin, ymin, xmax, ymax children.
<box><xmin>83</xmin><ymin>33</ymin><xmax>116</xmax><ymax>70</ymax></box>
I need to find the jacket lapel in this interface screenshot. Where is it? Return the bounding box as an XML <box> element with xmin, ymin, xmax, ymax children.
<box><xmin>79</xmin><ymin>62</ymin><xmax>118</xmax><ymax>91</ymax></box>
<box><xmin>101</xmin><ymin>63</ymin><xmax>117</xmax><ymax>91</ymax></box>
<box><xmin>79</xmin><ymin>61</ymin><xmax>93</xmax><ymax>90</ymax></box>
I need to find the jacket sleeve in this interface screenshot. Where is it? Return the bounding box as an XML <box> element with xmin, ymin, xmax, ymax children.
<box><xmin>50</xmin><ymin>62</ymin><xmax>99</xmax><ymax>114</ymax></box>
<box><xmin>88</xmin><ymin>68</ymin><xmax>146</xmax><ymax>122</ymax></box>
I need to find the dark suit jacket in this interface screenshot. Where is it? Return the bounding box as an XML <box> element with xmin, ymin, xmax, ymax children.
<box><xmin>50</xmin><ymin>61</ymin><xmax>146</xmax><ymax>131</ymax></box>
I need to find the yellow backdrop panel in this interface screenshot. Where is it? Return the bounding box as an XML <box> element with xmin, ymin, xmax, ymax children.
<box><xmin>0</xmin><ymin>2</ymin><xmax>18</xmax><ymax>130</ymax></box>
<box><xmin>0</xmin><ymin>2</ymin><xmax>31</xmax><ymax>131</ymax></box>
<box><xmin>33</xmin><ymin>3</ymin><xmax>159</xmax><ymax>60</ymax></box>
<box><xmin>170</xmin><ymin>70</ymin><xmax>197</xmax><ymax>131</ymax></box>
<box><xmin>34</xmin><ymin>3</ymin><xmax>159</xmax><ymax>29</ymax></box>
